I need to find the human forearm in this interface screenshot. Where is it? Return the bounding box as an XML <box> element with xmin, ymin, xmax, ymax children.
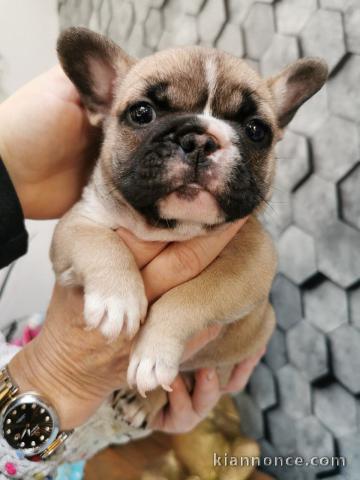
<box><xmin>8</xmin><ymin>285</ymin><xmax>130</xmax><ymax>431</ymax></box>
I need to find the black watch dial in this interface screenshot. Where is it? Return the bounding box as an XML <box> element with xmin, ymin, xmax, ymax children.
<box><xmin>3</xmin><ymin>401</ymin><xmax>54</xmax><ymax>450</ymax></box>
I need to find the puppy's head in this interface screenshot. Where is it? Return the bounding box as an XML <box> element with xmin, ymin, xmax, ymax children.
<box><xmin>58</xmin><ymin>28</ymin><xmax>327</xmax><ymax>235</ymax></box>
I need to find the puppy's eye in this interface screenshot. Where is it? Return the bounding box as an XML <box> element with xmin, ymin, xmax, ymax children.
<box><xmin>128</xmin><ymin>102</ymin><xmax>156</xmax><ymax>126</ymax></box>
<box><xmin>245</xmin><ymin>119</ymin><xmax>267</xmax><ymax>142</ymax></box>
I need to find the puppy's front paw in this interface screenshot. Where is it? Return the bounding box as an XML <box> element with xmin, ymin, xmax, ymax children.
<box><xmin>127</xmin><ymin>332</ymin><xmax>182</xmax><ymax>397</ymax></box>
<box><xmin>113</xmin><ymin>390</ymin><xmax>151</xmax><ymax>430</ymax></box>
<box><xmin>84</xmin><ymin>276</ymin><xmax>148</xmax><ymax>340</ymax></box>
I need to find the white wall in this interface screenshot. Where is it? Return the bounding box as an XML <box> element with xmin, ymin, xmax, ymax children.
<box><xmin>0</xmin><ymin>0</ymin><xmax>59</xmax><ymax>327</ymax></box>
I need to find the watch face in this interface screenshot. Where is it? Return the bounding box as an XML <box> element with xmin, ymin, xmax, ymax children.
<box><xmin>1</xmin><ymin>394</ymin><xmax>59</xmax><ymax>454</ymax></box>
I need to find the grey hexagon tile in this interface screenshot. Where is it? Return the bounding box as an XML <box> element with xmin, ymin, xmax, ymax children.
<box><xmin>317</xmin><ymin>221</ymin><xmax>360</xmax><ymax>288</ymax></box>
<box><xmin>158</xmin><ymin>13</ymin><xmax>198</xmax><ymax>49</ymax></box>
<box><xmin>314</xmin><ymin>384</ymin><xmax>358</xmax><ymax>436</ymax></box>
<box><xmin>321</xmin><ymin>476</ymin><xmax>345</xmax><ymax>480</ymax></box>
<box><xmin>277</xmin><ymin>365</ymin><xmax>312</xmax><ymax>420</ymax></box>
<box><xmin>349</xmin><ymin>288</ymin><xmax>360</xmax><ymax>329</ymax></box>
<box><xmin>171</xmin><ymin>15</ymin><xmax>198</xmax><ymax>47</ymax></box>
<box><xmin>264</xmin><ymin>328</ymin><xmax>287</xmax><ymax>372</ymax></box>
<box><xmin>144</xmin><ymin>8</ymin><xmax>162</xmax><ymax>49</ymax></box>
<box><xmin>88</xmin><ymin>6</ymin><xmax>101</xmax><ymax>32</ymax></box>
<box><xmin>287</xmin><ymin>321</ymin><xmax>328</xmax><ymax>381</ymax></box>
<box><xmin>320</xmin><ymin>0</ymin><xmax>360</xmax><ymax>9</ymax></box>
<box><xmin>108</xmin><ymin>1</ymin><xmax>134</xmax><ymax>44</ymax></box>
<box><xmin>234</xmin><ymin>391</ymin><xmax>264</xmax><ymax>440</ymax></box>
<box><xmin>295</xmin><ymin>416</ymin><xmax>334</xmax><ymax>463</ymax></box>
<box><xmin>267</xmin><ymin>409</ymin><xmax>298</xmax><ymax>455</ymax></box>
<box><xmin>228</xmin><ymin>0</ymin><xmax>256</xmax><ymax>25</ymax></box>
<box><xmin>271</xmin><ymin>274</ymin><xmax>302</xmax><ymax>331</ymax></box>
<box><xmin>261</xmin><ymin>34</ymin><xmax>300</xmax><ymax>77</ymax></box>
<box><xmin>197</xmin><ymin>0</ymin><xmax>226</xmax><ymax>46</ymax></box>
<box><xmin>149</xmin><ymin>0</ymin><xmax>166</xmax><ymax>8</ymax></box>
<box><xmin>344</xmin><ymin>7</ymin><xmax>360</xmax><ymax>54</ymax></box>
<box><xmin>216</xmin><ymin>23</ymin><xmax>244</xmax><ymax>58</ymax></box>
<box><xmin>249</xmin><ymin>362</ymin><xmax>277</xmax><ymax>410</ymax></box>
<box><xmin>328</xmin><ymin>55</ymin><xmax>360</xmax><ymax>123</ymax></box>
<box><xmin>59</xmin><ymin>0</ymin><xmax>92</xmax><ymax>28</ymax></box>
<box><xmin>293</xmin><ymin>175</ymin><xmax>337</xmax><ymax>235</ymax></box>
<box><xmin>291</xmin><ymin>85</ymin><xmax>329</xmax><ymax>137</ymax></box>
<box><xmin>338</xmin><ymin>433</ymin><xmax>360</xmax><ymax>479</ymax></box>
<box><xmin>182</xmin><ymin>0</ymin><xmax>205</xmax><ymax>15</ymax></box>
<box><xmin>312</xmin><ymin>116</ymin><xmax>360</xmax><ymax>182</ymax></box>
<box><xmin>163</xmin><ymin>0</ymin><xmax>184</xmax><ymax>32</ymax></box>
<box><xmin>92</xmin><ymin>0</ymin><xmax>104</xmax><ymax>10</ymax></box>
<box><xmin>99</xmin><ymin>0</ymin><xmax>112</xmax><ymax>33</ymax></box>
<box><xmin>260</xmin><ymin>440</ymin><xmax>305</xmax><ymax>480</ymax></box>
<box><xmin>339</xmin><ymin>164</ymin><xmax>360</xmax><ymax>230</ymax></box>
<box><xmin>126</xmin><ymin>24</ymin><xmax>152</xmax><ymax>57</ymax></box>
<box><xmin>157</xmin><ymin>31</ymin><xmax>174</xmax><ymax>50</ymax></box>
<box><xmin>244</xmin><ymin>58</ymin><xmax>260</xmax><ymax>73</ymax></box>
<box><xmin>300</xmin><ymin>9</ymin><xmax>346</xmax><ymax>72</ymax></box>
<box><xmin>304</xmin><ymin>280</ymin><xmax>347</xmax><ymax>333</ymax></box>
<box><xmin>320</xmin><ymin>0</ymin><xmax>348</xmax><ymax>9</ymax></box>
<box><xmin>243</xmin><ymin>3</ymin><xmax>275</xmax><ymax>60</ymax></box>
<box><xmin>278</xmin><ymin>226</ymin><xmax>317</xmax><ymax>284</ymax></box>
<box><xmin>133</xmin><ymin>0</ymin><xmax>152</xmax><ymax>23</ymax></box>
<box><xmin>276</xmin><ymin>131</ymin><xmax>310</xmax><ymax>192</ymax></box>
<box><xmin>275</xmin><ymin>0</ymin><xmax>317</xmax><ymax>35</ymax></box>
<box><xmin>329</xmin><ymin>325</ymin><xmax>360</xmax><ymax>394</ymax></box>
<box><xmin>262</xmin><ymin>179</ymin><xmax>293</xmax><ymax>239</ymax></box>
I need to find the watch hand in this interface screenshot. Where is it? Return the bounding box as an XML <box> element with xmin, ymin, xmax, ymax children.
<box><xmin>21</xmin><ymin>428</ymin><xmax>26</xmax><ymax>440</ymax></box>
<box><xmin>30</xmin><ymin>425</ymin><xmax>39</xmax><ymax>436</ymax></box>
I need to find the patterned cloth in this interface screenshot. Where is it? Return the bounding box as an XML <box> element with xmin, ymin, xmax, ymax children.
<box><xmin>0</xmin><ymin>314</ymin><xmax>150</xmax><ymax>479</ymax></box>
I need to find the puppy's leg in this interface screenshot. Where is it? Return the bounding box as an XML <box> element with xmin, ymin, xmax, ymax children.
<box><xmin>128</xmin><ymin>216</ymin><xmax>277</xmax><ymax>395</ymax></box>
<box><xmin>183</xmin><ymin>302</ymin><xmax>275</xmax><ymax>371</ymax></box>
<box><xmin>113</xmin><ymin>388</ymin><xmax>167</xmax><ymax>430</ymax></box>
<box><xmin>51</xmin><ymin>206</ymin><xmax>147</xmax><ymax>340</ymax></box>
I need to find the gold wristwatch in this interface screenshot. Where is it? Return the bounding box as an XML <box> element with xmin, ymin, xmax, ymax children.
<box><xmin>0</xmin><ymin>366</ymin><xmax>72</xmax><ymax>461</ymax></box>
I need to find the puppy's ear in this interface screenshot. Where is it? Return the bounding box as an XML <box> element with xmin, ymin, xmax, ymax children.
<box><xmin>57</xmin><ymin>27</ymin><xmax>135</xmax><ymax>125</ymax></box>
<box><xmin>268</xmin><ymin>58</ymin><xmax>328</xmax><ymax>129</ymax></box>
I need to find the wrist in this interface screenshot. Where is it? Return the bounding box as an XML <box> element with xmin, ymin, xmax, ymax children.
<box><xmin>7</xmin><ymin>334</ymin><xmax>113</xmax><ymax>430</ymax></box>
<box><xmin>7</xmin><ymin>285</ymin><xmax>130</xmax><ymax>429</ymax></box>
<box><xmin>7</xmin><ymin>341</ymin><xmax>83</xmax><ymax>431</ymax></box>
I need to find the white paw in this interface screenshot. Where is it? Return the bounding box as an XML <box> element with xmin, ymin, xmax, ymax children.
<box><xmin>127</xmin><ymin>337</ymin><xmax>181</xmax><ymax>397</ymax></box>
<box><xmin>84</xmin><ymin>287</ymin><xmax>147</xmax><ymax>340</ymax></box>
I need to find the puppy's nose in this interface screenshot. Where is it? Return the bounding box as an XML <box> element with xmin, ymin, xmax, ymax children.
<box><xmin>179</xmin><ymin>132</ymin><xmax>219</xmax><ymax>157</ymax></box>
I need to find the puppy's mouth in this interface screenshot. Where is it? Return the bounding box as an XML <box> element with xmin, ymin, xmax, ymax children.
<box><xmin>158</xmin><ymin>183</ymin><xmax>223</xmax><ymax>225</ymax></box>
<box><xmin>175</xmin><ymin>183</ymin><xmax>204</xmax><ymax>199</ymax></box>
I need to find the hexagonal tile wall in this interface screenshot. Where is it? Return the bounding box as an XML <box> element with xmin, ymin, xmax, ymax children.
<box><xmin>339</xmin><ymin>163</ymin><xmax>360</xmax><ymax>230</ymax></box>
<box><xmin>286</xmin><ymin>320</ymin><xmax>329</xmax><ymax>382</ymax></box>
<box><xmin>58</xmin><ymin>1</ymin><xmax>360</xmax><ymax>478</ymax></box>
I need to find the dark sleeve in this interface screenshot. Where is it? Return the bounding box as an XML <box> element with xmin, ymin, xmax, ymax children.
<box><xmin>0</xmin><ymin>156</ymin><xmax>28</xmax><ymax>268</ymax></box>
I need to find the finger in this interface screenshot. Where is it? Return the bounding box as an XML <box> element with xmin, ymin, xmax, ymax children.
<box><xmin>116</xmin><ymin>227</ymin><xmax>167</xmax><ymax>269</ymax></box>
<box><xmin>192</xmin><ymin>368</ymin><xmax>221</xmax><ymax>418</ymax></box>
<box><xmin>143</xmin><ymin>218</ymin><xmax>247</xmax><ymax>303</ymax></box>
<box><xmin>150</xmin><ymin>375</ymin><xmax>193</xmax><ymax>431</ymax></box>
<box><xmin>182</xmin><ymin>325</ymin><xmax>222</xmax><ymax>362</ymax></box>
<box><xmin>224</xmin><ymin>348</ymin><xmax>265</xmax><ymax>393</ymax></box>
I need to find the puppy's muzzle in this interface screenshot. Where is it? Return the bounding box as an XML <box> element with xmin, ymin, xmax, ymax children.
<box><xmin>177</xmin><ymin>131</ymin><xmax>219</xmax><ymax>165</ymax></box>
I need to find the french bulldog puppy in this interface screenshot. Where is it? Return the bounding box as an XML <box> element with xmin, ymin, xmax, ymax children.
<box><xmin>51</xmin><ymin>27</ymin><xmax>327</xmax><ymax>423</ymax></box>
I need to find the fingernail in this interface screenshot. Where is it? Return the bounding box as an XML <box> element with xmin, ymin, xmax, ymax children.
<box><xmin>206</xmin><ymin>368</ymin><xmax>216</xmax><ymax>381</ymax></box>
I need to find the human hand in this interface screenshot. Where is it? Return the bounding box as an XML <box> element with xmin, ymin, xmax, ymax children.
<box><xmin>8</xmin><ymin>219</ymin><xmax>247</xmax><ymax>430</ymax></box>
<box><xmin>0</xmin><ymin>66</ymin><xmax>97</xmax><ymax>219</ymax></box>
<box><xmin>150</xmin><ymin>348</ymin><xmax>265</xmax><ymax>434</ymax></box>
